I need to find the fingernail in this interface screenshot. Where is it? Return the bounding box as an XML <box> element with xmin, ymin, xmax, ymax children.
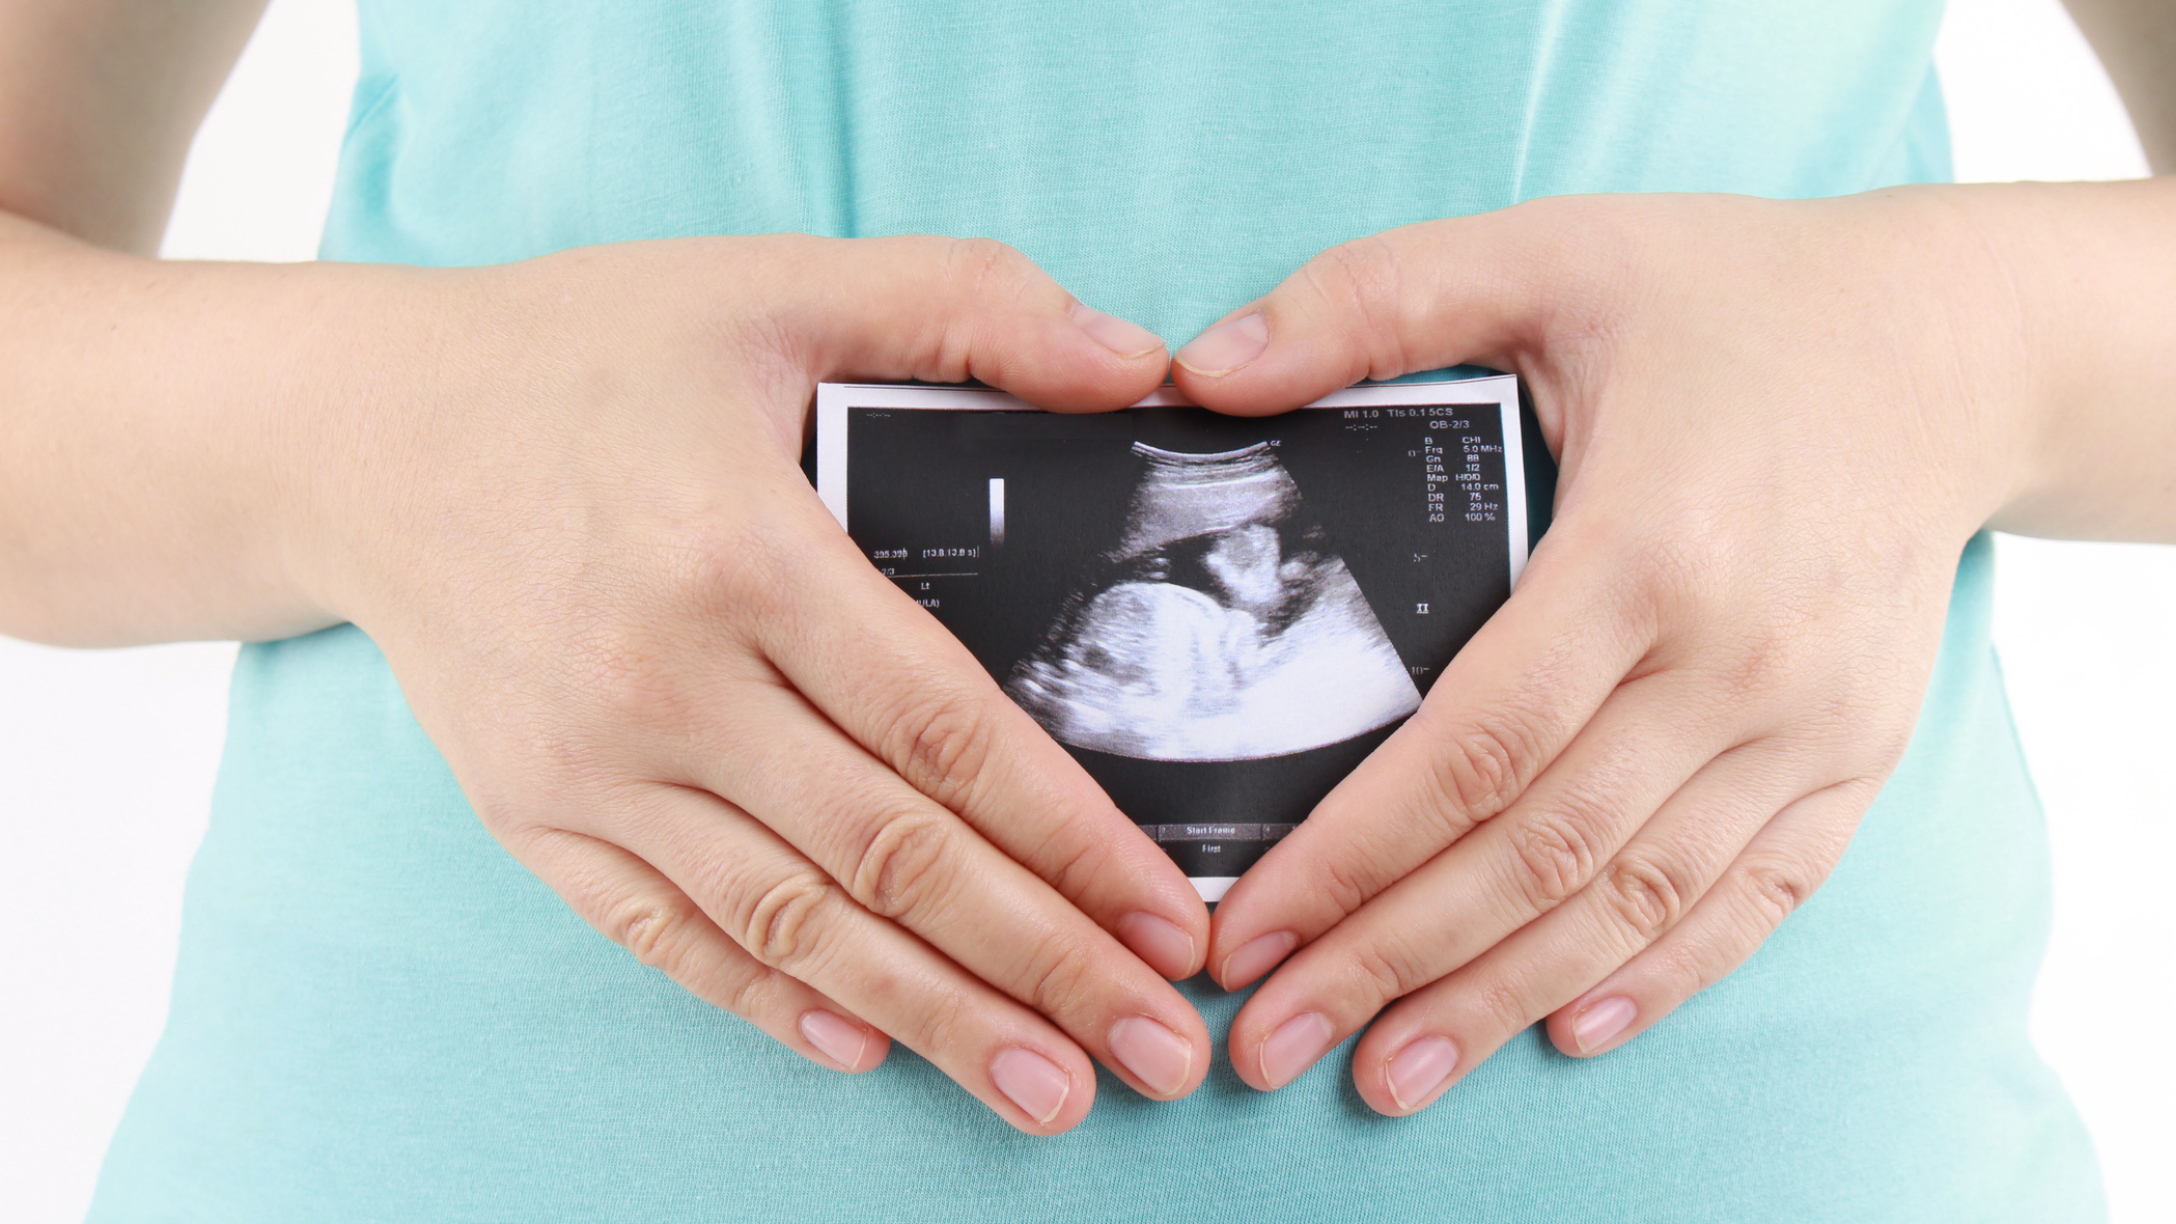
<box><xmin>991</xmin><ymin>1047</ymin><xmax>1072</xmax><ymax>1124</ymax></box>
<box><xmin>1108</xmin><ymin>1016</ymin><xmax>1194</xmax><ymax>1097</ymax></box>
<box><xmin>1219</xmin><ymin>930</ymin><xmax>1298</xmax><ymax>988</ymax></box>
<box><xmin>1258</xmin><ymin>1012</ymin><xmax>1336</xmax><ymax>1088</ymax></box>
<box><xmin>798</xmin><ymin>1009</ymin><xmax>870</xmax><ymax>1070</ymax></box>
<box><xmin>1115</xmin><ymin>911</ymin><xmax>1196</xmax><ymax>979</ymax></box>
<box><xmin>1572</xmin><ymin>996</ymin><xmax>1638</xmax><ymax>1053</ymax></box>
<box><xmin>1173</xmin><ymin>312</ymin><xmax>1270</xmax><ymax>377</ymax></box>
<box><xmin>1071</xmin><ymin>302</ymin><xmax>1165</xmax><ymax>359</ymax></box>
<box><xmin>1384</xmin><ymin>1036</ymin><xmax>1459</xmax><ymax>1110</ymax></box>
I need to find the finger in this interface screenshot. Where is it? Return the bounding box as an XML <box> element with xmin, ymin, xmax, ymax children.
<box><xmin>603</xmin><ymin>783</ymin><xmax>1126</xmax><ymax>1134</ymax></box>
<box><xmin>1541</xmin><ymin>780</ymin><xmax>1868</xmax><ymax>1061</ymax></box>
<box><xmin>1207</xmin><ymin>539</ymin><xmax>1652</xmax><ymax>991</ymax></box>
<box><xmin>761</xmin><ymin>233</ymin><xmax>1171</xmax><ymax>411</ymax></box>
<box><xmin>1167</xmin><ymin>206</ymin><xmax>1590</xmax><ymax>414</ymax></box>
<box><xmin>502</xmin><ymin>820</ymin><xmax>889</xmax><ymax>1074</ymax></box>
<box><xmin>736</xmin><ymin>505</ymin><xmax>1210</xmax><ymax>981</ymax></box>
<box><xmin>1223</xmin><ymin>673</ymin><xmax>1741</xmax><ymax>1090</ymax></box>
<box><xmin>1339</xmin><ymin>748</ymin><xmax>1827</xmax><ymax>1115</ymax></box>
<box><xmin>636</xmin><ymin>688</ymin><xmax>1210</xmax><ymax>1105</ymax></box>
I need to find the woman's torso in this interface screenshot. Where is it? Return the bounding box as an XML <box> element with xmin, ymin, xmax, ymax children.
<box><xmin>90</xmin><ymin>2</ymin><xmax>2102</xmax><ymax>1219</ymax></box>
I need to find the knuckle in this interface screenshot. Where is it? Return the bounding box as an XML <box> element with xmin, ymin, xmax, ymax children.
<box><xmin>578</xmin><ymin>627</ymin><xmax>693</xmax><ymax>732</ymax></box>
<box><xmin>1015</xmin><ymin>937</ymin><xmax>1102</xmax><ymax>1021</ymax></box>
<box><xmin>1471</xmin><ymin>969</ymin><xmax>1540</xmax><ymax>1036</ymax></box>
<box><xmin>1510</xmin><ymin>810</ymin><xmax>1603</xmax><ymax>909</ymax></box>
<box><xmin>946</xmin><ymin>235</ymin><xmax>1028</xmax><ymax>288</ymax></box>
<box><xmin>1705</xmin><ymin>612</ymin><xmax>1818</xmax><ymax>703</ymax></box>
<box><xmin>883</xmin><ymin>690</ymin><xmax>999</xmax><ymax>810</ymax></box>
<box><xmin>1349</xmin><ymin>935</ymin><xmax>1429</xmax><ymax>1004</ymax></box>
<box><xmin>1037</xmin><ymin>833</ymin><xmax>1112</xmax><ymax>905</ymax></box>
<box><xmin>681</xmin><ymin>515</ymin><xmax>794</xmax><ymax>621</ymax></box>
<box><xmin>1302</xmin><ymin>236</ymin><xmax>1411</xmax><ymax>379</ymax></box>
<box><xmin>881</xmin><ymin>235</ymin><xmax>1044</xmax><ymax>387</ymax></box>
<box><xmin>629</xmin><ymin>520</ymin><xmax>800</xmax><ymax>669</ymax></box>
<box><xmin>1712</xmin><ymin>631</ymin><xmax>1791</xmax><ymax>701</ymax></box>
<box><xmin>736</xmin><ymin>867</ymin><xmax>841</xmax><ymax>971</ymax></box>
<box><xmin>1627</xmin><ymin>534</ymin><xmax>1727</xmax><ymax>621</ymax></box>
<box><xmin>892</xmin><ymin>983</ymin><xmax>974</xmax><ymax>1056</ymax></box>
<box><xmin>1312</xmin><ymin>238</ymin><xmax>1399</xmax><ymax>314</ymax></box>
<box><xmin>1425</xmin><ymin>717</ymin><xmax>1539</xmax><ymax>824</ymax></box>
<box><xmin>610</xmin><ymin>895</ymin><xmax>702</xmax><ymax>974</ymax></box>
<box><xmin>941</xmin><ymin>237</ymin><xmax>1039</xmax><ymax>320</ymax></box>
<box><xmin>720</xmin><ymin>962</ymin><xmax>788</xmax><ymax>1019</ymax></box>
<box><xmin>1599</xmin><ymin>854</ymin><xmax>1690</xmax><ymax>942</ymax></box>
<box><xmin>1318</xmin><ymin>850</ymin><xmax>1380</xmax><ymax>918</ymax></box>
<box><xmin>1650</xmin><ymin>933</ymin><xmax>1719</xmax><ymax>993</ymax></box>
<box><xmin>1739</xmin><ymin>860</ymin><xmax>1811</xmax><ymax>930</ymax></box>
<box><xmin>846</xmin><ymin>806</ymin><xmax>960</xmax><ymax>919</ymax></box>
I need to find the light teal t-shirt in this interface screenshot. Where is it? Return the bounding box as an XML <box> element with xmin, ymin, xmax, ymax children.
<box><xmin>90</xmin><ymin>2</ymin><xmax>2103</xmax><ymax>1220</ymax></box>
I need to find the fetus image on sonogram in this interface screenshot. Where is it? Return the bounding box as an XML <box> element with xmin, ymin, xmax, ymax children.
<box><xmin>1006</xmin><ymin>442</ymin><xmax>1421</xmax><ymax>762</ymax></box>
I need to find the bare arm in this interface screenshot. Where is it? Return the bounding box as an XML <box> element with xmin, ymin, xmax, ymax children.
<box><xmin>2066</xmin><ymin>0</ymin><xmax>2176</xmax><ymax>173</ymax></box>
<box><xmin>4</xmin><ymin>0</ymin><xmax>2174</xmax><ymax>1131</ymax></box>
<box><xmin>1980</xmin><ymin>176</ymin><xmax>2176</xmax><ymax>542</ymax></box>
<box><xmin>1166</xmin><ymin>9</ymin><xmax>2176</xmax><ymax>1106</ymax></box>
<box><xmin>0</xmin><ymin>0</ymin><xmax>266</xmax><ymax>252</ymax></box>
<box><xmin>1989</xmin><ymin>0</ymin><xmax>2176</xmax><ymax>540</ymax></box>
<box><xmin>0</xmin><ymin>0</ymin><xmax>1220</xmax><ymax>1134</ymax></box>
<box><xmin>0</xmin><ymin>0</ymin><xmax>353</xmax><ymax>644</ymax></box>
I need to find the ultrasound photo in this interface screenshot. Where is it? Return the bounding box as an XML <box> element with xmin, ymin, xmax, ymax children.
<box><xmin>1005</xmin><ymin>441</ymin><xmax>1421</xmax><ymax>762</ymax></box>
<box><xmin>816</xmin><ymin>377</ymin><xmax>1545</xmax><ymax>899</ymax></box>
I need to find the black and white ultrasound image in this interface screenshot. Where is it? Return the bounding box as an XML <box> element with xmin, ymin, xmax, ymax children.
<box><xmin>839</xmin><ymin>400</ymin><xmax>1540</xmax><ymax>879</ymax></box>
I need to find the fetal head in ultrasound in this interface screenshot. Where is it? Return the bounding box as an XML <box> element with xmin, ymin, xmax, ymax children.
<box><xmin>1005</xmin><ymin>442</ymin><xmax>1421</xmax><ymax>762</ymax></box>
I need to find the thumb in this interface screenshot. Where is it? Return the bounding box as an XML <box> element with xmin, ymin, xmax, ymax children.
<box><xmin>767</xmin><ymin>234</ymin><xmax>1170</xmax><ymax>412</ymax></box>
<box><xmin>1169</xmin><ymin>207</ymin><xmax>1572</xmax><ymax>415</ymax></box>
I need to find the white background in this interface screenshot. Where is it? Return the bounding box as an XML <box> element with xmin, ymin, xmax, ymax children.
<box><xmin>2</xmin><ymin>0</ymin><xmax>2170</xmax><ymax>1218</ymax></box>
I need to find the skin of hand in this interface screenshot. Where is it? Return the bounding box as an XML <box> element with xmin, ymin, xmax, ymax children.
<box><xmin>2</xmin><ymin>222</ymin><xmax>1217</xmax><ymax>1134</ymax></box>
<box><xmin>5</xmin><ymin>1</ymin><xmax>1220</xmax><ymax>1135</ymax></box>
<box><xmin>317</xmin><ymin>235</ymin><xmax>1222</xmax><ymax>1134</ymax></box>
<box><xmin>10</xmin><ymin>0</ymin><xmax>2176</xmax><ymax>1141</ymax></box>
<box><xmin>1166</xmin><ymin>181</ymin><xmax>2176</xmax><ymax>1115</ymax></box>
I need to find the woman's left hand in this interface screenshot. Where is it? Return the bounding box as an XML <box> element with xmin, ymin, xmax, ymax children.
<box><xmin>1167</xmin><ymin>189</ymin><xmax>2041</xmax><ymax>1114</ymax></box>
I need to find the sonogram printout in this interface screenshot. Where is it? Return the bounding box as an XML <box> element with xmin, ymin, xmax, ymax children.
<box><xmin>816</xmin><ymin>376</ymin><xmax>1537</xmax><ymax>900</ymax></box>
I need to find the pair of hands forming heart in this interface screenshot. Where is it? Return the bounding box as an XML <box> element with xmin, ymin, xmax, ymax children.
<box><xmin>295</xmin><ymin>188</ymin><xmax>2058</xmax><ymax>1133</ymax></box>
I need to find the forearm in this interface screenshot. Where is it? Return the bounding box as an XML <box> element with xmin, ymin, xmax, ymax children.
<box><xmin>1939</xmin><ymin>177</ymin><xmax>2176</xmax><ymax>541</ymax></box>
<box><xmin>2064</xmin><ymin>0</ymin><xmax>2176</xmax><ymax>174</ymax></box>
<box><xmin>0</xmin><ymin>210</ymin><xmax>451</xmax><ymax>646</ymax></box>
<box><xmin>0</xmin><ymin>0</ymin><xmax>265</xmax><ymax>254</ymax></box>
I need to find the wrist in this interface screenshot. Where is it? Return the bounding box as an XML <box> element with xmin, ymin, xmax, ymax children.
<box><xmin>1854</xmin><ymin>185</ymin><xmax>2053</xmax><ymax>542</ymax></box>
<box><xmin>274</xmin><ymin>260</ymin><xmax>537</xmax><ymax>641</ymax></box>
<box><xmin>1930</xmin><ymin>177</ymin><xmax>2176</xmax><ymax>541</ymax></box>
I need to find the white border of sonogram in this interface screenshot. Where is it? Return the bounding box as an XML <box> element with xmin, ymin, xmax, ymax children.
<box><xmin>817</xmin><ymin>375</ymin><xmax>1527</xmax><ymax>588</ymax></box>
<box><xmin>816</xmin><ymin>375</ymin><xmax>1528</xmax><ymax>903</ymax></box>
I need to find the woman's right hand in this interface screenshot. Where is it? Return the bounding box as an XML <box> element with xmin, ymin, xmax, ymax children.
<box><xmin>289</xmin><ymin>235</ymin><xmax>1211</xmax><ymax>1133</ymax></box>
